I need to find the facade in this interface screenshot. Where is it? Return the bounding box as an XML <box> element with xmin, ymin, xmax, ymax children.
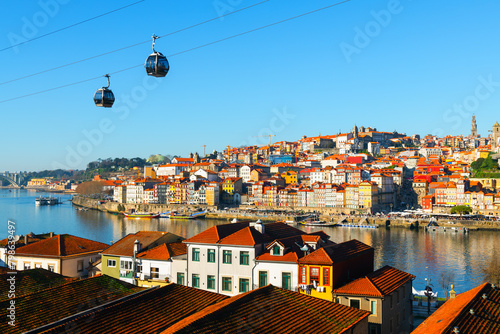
<box><xmin>332</xmin><ymin>265</ymin><xmax>415</xmax><ymax>334</ymax></box>
<box><xmin>8</xmin><ymin>234</ymin><xmax>108</xmax><ymax>278</ymax></box>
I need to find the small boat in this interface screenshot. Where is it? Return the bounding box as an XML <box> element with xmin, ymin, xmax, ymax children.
<box><xmin>168</xmin><ymin>211</ymin><xmax>207</xmax><ymax>219</ymax></box>
<box><xmin>123</xmin><ymin>212</ymin><xmax>160</xmax><ymax>218</ymax></box>
<box><xmin>299</xmin><ymin>220</ymin><xmax>336</xmax><ymax>227</ymax></box>
<box><xmin>336</xmin><ymin>223</ymin><xmax>379</xmax><ymax>229</ymax></box>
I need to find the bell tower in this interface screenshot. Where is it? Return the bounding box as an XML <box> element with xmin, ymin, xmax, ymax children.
<box><xmin>471</xmin><ymin>114</ymin><xmax>477</xmax><ymax>137</ymax></box>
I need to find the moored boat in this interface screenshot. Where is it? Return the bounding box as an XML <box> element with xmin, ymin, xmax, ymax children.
<box><xmin>123</xmin><ymin>212</ymin><xmax>160</xmax><ymax>218</ymax></box>
<box><xmin>299</xmin><ymin>220</ymin><xmax>336</xmax><ymax>227</ymax></box>
<box><xmin>168</xmin><ymin>211</ymin><xmax>207</xmax><ymax>219</ymax></box>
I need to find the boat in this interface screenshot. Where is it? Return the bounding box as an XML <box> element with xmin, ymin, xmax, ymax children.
<box><xmin>168</xmin><ymin>211</ymin><xmax>207</xmax><ymax>219</ymax></box>
<box><xmin>35</xmin><ymin>196</ymin><xmax>62</xmax><ymax>206</ymax></box>
<box><xmin>336</xmin><ymin>223</ymin><xmax>379</xmax><ymax>229</ymax></box>
<box><xmin>123</xmin><ymin>212</ymin><xmax>160</xmax><ymax>218</ymax></box>
<box><xmin>299</xmin><ymin>220</ymin><xmax>336</xmax><ymax>227</ymax></box>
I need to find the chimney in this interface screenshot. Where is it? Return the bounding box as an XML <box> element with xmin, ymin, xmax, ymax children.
<box><xmin>49</xmin><ymin>232</ymin><xmax>54</xmax><ymax>238</ymax></box>
<box><xmin>24</xmin><ymin>235</ymin><xmax>28</xmax><ymax>245</ymax></box>
<box><xmin>134</xmin><ymin>240</ymin><xmax>142</xmax><ymax>254</ymax></box>
<box><xmin>449</xmin><ymin>284</ymin><xmax>456</xmax><ymax>299</ymax></box>
<box><xmin>254</xmin><ymin>219</ymin><xmax>265</xmax><ymax>234</ymax></box>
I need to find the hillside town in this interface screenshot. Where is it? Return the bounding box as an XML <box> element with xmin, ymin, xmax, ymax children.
<box><xmin>2</xmin><ymin>116</ymin><xmax>499</xmax><ymax>332</ymax></box>
<box><xmin>62</xmin><ymin>117</ymin><xmax>500</xmax><ymax>217</ymax></box>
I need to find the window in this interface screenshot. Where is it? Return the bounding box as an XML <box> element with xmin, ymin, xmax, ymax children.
<box><xmin>192</xmin><ymin>248</ymin><xmax>200</xmax><ymax>262</ymax></box>
<box><xmin>10</xmin><ymin>263</ymin><xmax>16</xmax><ymax>270</ymax></box>
<box><xmin>223</xmin><ymin>250</ymin><xmax>232</xmax><ymax>264</ymax></box>
<box><xmin>370</xmin><ymin>300</ymin><xmax>377</xmax><ymax>315</ymax></box>
<box><xmin>222</xmin><ymin>277</ymin><xmax>232</xmax><ymax>292</ymax></box>
<box><xmin>239</xmin><ymin>278</ymin><xmax>250</xmax><ymax>293</ymax></box>
<box><xmin>258</xmin><ymin>271</ymin><xmax>268</xmax><ymax>287</ymax></box>
<box><xmin>177</xmin><ymin>272</ymin><xmax>185</xmax><ymax>285</ymax></box>
<box><xmin>77</xmin><ymin>260</ymin><xmax>84</xmax><ymax>272</ymax></box>
<box><xmin>272</xmin><ymin>245</ymin><xmax>281</xmax><ymax>255</ymax></box>
<box><xmin>47</xmin><ymin>264</ymin><xmax>54</xmax><ymax>272</ymax></box>
<box><xmin>282</xmin><ymin>272</ymin><xmax>291</xmax><ymax>290</ymax></box>
<box><xmin>136</xmin><ymin>265</ymin><xmax>142</xmax><ymax>273</ymax></box>
<box><xmin>350</xmin><ymin>299</ymin><xmax>360</xmax><ymax>309</ymax></box>
<box><xmin>192</xmin><ymin>274</ymin><xmax>200</xmax><ymax>288</ymax></box>
<box><xmin>24</xmin><ymin>263</ymin><xmax>31</xmax><ymax>270</ymax></box>
<box><xmin>240</xmin><ymin>251</ymin><xmax>249</xmax><ymax>265</ymax></box>
<box><xmin>120</xmin><ymin>260</ymin><xmax>132</xmax><ymax>270</ymax></box>
<box><xmin>208</xmin><ymin>249</ymin><xmax>216</xmax><ymax>263</ymax></box>
<box><xmin>299</xmin><ymin>266</ymin><xmax>307</xmax><ymax>284</ymax></box>
<box><xmin>207</xmin><ymin>275</ymin><xmax>216</xmax><ymax>290</ymax></box>
<box><xmin>310</xmin><ymin>267</ymin><xmax>320</xmax><ymax>284</ymax></box>
<box><xmin>151</xmin><ymin>267</ymin><xmax>159</xmax><ymax>279</ymax></box>
<box><xmin>35</xmin><ymin>263</ymin><xmax>42</xmax><ymax>269</ymax></box>
<box><xmin>323</xmin><ymin>267</ymin><xmax>330</xmax><ymax>286</ymax></box>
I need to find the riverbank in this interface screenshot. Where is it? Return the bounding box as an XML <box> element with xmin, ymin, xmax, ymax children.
<box><xmin>72</xmin><ymin>196</ymin><xmax>500</xmax><ymax>230</ymax></box>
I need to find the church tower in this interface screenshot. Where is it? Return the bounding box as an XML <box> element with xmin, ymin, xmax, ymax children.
<box><xmin>492</xmin><ymin>122</ymin><xmax>500</xmax><ymax>148</ymax></box>
<box><xmin>471</xmin><ymin>114</ymin><xmax>477</xmax><ymax>137</ymax></box>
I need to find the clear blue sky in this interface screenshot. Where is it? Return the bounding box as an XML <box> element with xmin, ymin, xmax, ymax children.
<box><xmin>1</xmin><ymin>0</ymin><xmax>500</xmax><ymax>172</ymax></box>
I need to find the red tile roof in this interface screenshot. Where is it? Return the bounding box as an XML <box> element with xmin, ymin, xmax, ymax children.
<box><xmin>0</xmin><ymin>275</ymin><xmax>143</xmax><ymax>334</ymax></box>
<box><xmin>161</xmin><ymin>285</ymin><xmax>370</xmax><ymax>334</ymax></box>
<box><xmin>33</xmin><ymin>284</ymin><xmax>228</xmax><ymax>334</ymax></box>
<box><xmin>103</xmin><ymin>231</ymin><xmax>183</xmax><ymax>257</ymax></box>
<box><xmin>332</xmin><ymin>265</ymin><xmax>415</xmax><ymax>297</ymax></box>
<box><xmin>413</xmin><ymin>282</ymin><xmax>500</xmax><ymax>334</ymax></box>
<box><xmin>218</xmin><ymin>226</ymin><xmax>270</xmax><ymax>246</ymax></box>
<box><xmin>0</xmin><ymin>269</ymin><xmax>73</xmax><ymax>301</ymax></box>
<box><xmin>183</xmin><ymin>222</ymin><xmax>249</xmax><ymax>244</ymax></box>
<box><xmin>298</xmin><ymin>239</ymin><xmax>373</xmax><ymax>266</ymax></box>
<box><xmin>136</xmin><ymin>242</ymin><xmax>187</xmax><ymax>261</ymax></box>
<box><xmin>15</xmin><ymin>234</ymin><xmax>108</xmax><ymax>258</ymax></box>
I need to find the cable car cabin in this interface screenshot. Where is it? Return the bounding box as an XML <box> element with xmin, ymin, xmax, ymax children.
<box><xmin>145</xmin><ymin>52</ymin><xmax>169</xmax><ymax>77</ymax></box>
<box><xmin>94</xmin><ymin>88</ymin><xmax>115</xmax><ymax>108</ymax></box>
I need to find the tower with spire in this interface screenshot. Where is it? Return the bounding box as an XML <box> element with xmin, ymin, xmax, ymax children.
<box><xmin>471</xmin><ymin>114</ymin><xmax>477</xmax><ymax>137</ymax></box>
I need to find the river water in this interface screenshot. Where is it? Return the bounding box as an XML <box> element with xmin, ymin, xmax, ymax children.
<box><xmin>0</xmin><ymin>189</ymin><xmax>494</xmax><ymax>297</ymax></box>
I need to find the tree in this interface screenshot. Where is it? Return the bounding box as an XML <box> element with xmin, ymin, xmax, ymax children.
<box><xmin>470</xmin><ymin>158</ymin><xmax>484</xmax><ymax>171</ymax></box>
<box><xmin>450</xmin><ymin>205</ymin><xmax>472</xmax><ymax>216</ymax></box>
<box><xmin>75</xmin><ymin>181</ymin><xmax>106</xmax><ymax>195</ymax></box>
<box><xmin>439</xmin><ymin>270</ymin><xmax>455</xmax><ymax>299</ymax></box>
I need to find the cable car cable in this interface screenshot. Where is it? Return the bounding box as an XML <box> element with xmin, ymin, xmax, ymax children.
<box><xmin>0</xmin><ymin>0</ymin><xmax>270</xmax><ymax>86</ymax></box>
<box><xmin>0</xmin><ymin>1</ymin><xmax>146</xmax><ymax>52</ymax></box>
<box><xmin>0</xmin><ymin>0</ymin><xmax>350</xmax><ymax>104</ymax></box>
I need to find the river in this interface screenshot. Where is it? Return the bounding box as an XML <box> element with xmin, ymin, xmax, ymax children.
<box><xmin>0</xmin><ymin>188</ymin><xmax>495</xmax><ymax>297</ymax></box>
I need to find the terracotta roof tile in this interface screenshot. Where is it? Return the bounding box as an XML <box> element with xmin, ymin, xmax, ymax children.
<box><xmin>33</xmin><ymin>284</ymin><xmax>228</xmax><ymax>334</ymax></box>
<box><xmin>413</xmin><ymin>282</ymin><xmax>500</xmax><ymax>334</ymax></box>
<box><xmin>103</xmin><ymin>231</ymin><xmax>183</xmax><ymax>257</ymax></box>
<box><xmin>298</xmin><ymin>239</ymin><xmax>373</xmax><ymax>266</ymax></box>
<box><xmin>0</xmin><ymin>275</ymin><xmax>143</xmax><ymax>334</ymax></box>
<box><xmin>136</xmin><ymin>242</ymin><xmax>187</xmax><ymax>261</ymax></box>
<box><xmin>161</xmin><ymin>285</ymin><xmax>370</xmax><ymax>334</ymax></box>
<box><xmin>333</xmin><ymin>265</ymin><xmax>415</xmax><ymax>297</ymax></box>
<box><xmin>15</xmin><ymin>234</ymin><xmax>108</xmax><ymax>257</ymax></box>
<box><xmin>183</xmin><ymin>222</ymin><xmax>249</xmax><ymax>244</ymax></box>
<box><xmin>218</xmin><ymin>227</ymin><xmax>270</xmax><ymax>246</ymax></box>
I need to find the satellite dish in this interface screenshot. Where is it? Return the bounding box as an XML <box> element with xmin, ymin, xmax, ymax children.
<box><xmin>13</xmin><ymin>235</ymin><xmax>20</xmax><ymax>242</ymax></box>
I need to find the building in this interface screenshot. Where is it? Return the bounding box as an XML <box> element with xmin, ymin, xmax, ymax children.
<box><xmin>297</xmin><ymin>239</ymin><xmax>374</xmax><ymax>301</ymax></box>
<box><xmin>471</xmin><ymin>114</ymin><xmax>478</xmax><ymax>137</ymax></box>
<box><xmin>7</xmin><ymin>234</ymin><xmax>108</xmax><ymax>278</ymax></box>
<box><xmin>100</xmin><ymin>231</ymin><xmax>184</xmax><ymax>284</ymax></box>
<box><xmin>413</xmin><ymin>282</ymin><xmax>500</xmax><ymax>334</ymax></box>
<box><xmin>332</xmin><ymin>265</ymin><xmax>415</xmax><ymax>334</ymax></box>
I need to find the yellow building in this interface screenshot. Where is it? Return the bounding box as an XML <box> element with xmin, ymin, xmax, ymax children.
<box><xmin>222</xmin><ymin>177</ymin><xmax>242</xmax><ymax>204</ymax></box>
<box><xmin>297</xmin><ymin>240</ymin><xmax>375</xmax><ymax>302</ymax></box>
<box><xmin>358</xmin><ymin>181</ymin><xmax>378</xmax><ymax>210</ymax></box>
<box><xmin>281</xmin><ymin>171</ymin><xmax>297</xmax><ymax>185</ymax></box>
<box><xmin>27</xmin><ymin>178</ymin><xmax>48</xmax><ymax>186</ymax></box>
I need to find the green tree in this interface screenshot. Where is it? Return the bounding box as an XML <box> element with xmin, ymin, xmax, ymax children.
<box><xmin>450</xmin><ymin>205</ymin><xmax>472</xmax><ymax>216</ymax></box>
<box><xmin>471</xmin><ymin>158</ymin><xmax>484</xmax><ymax>171</ymax></box>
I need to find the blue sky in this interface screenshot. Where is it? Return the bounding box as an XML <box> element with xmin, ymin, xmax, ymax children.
<box><xmin>1</xmin><ymin>0</ymin><xmax>500</xmax><ymax>172</ymax></box>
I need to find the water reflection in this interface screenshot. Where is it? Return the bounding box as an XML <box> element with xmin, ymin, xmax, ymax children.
<box><xmin>0</xmin><ymin>189</ymin><xmax>495</xmax><ymax>298</ymax></box>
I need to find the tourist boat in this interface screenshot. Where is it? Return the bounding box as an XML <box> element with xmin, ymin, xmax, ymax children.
<box><xmin>299</xmin><ymin>220</ymin><xmax>336</xmax><ymax>227</ymax></box>
<box><xmin>335</xmin><ymin>223</ymin><xmax>379</xmax><ymax>229</ymax></box>
<box><xmin>35</xmin><ymin>196</ymin><xmax>61</xmax><ymax>206</ymax></box>
<box><xmin>123</xmin><ymin>212</ymin><xmax>160</xmax><ymax>218</ymax></box>
<box><xmin>168</xmin><ymin>211</ymin><xmax>207</xmax><ymax>219</ymax></box>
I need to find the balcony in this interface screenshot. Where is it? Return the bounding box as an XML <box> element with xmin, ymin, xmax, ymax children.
<box><xmin>119</xmin><ymin>270</ymin><xmax>134</xmax><ymax>279</ymax></box>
